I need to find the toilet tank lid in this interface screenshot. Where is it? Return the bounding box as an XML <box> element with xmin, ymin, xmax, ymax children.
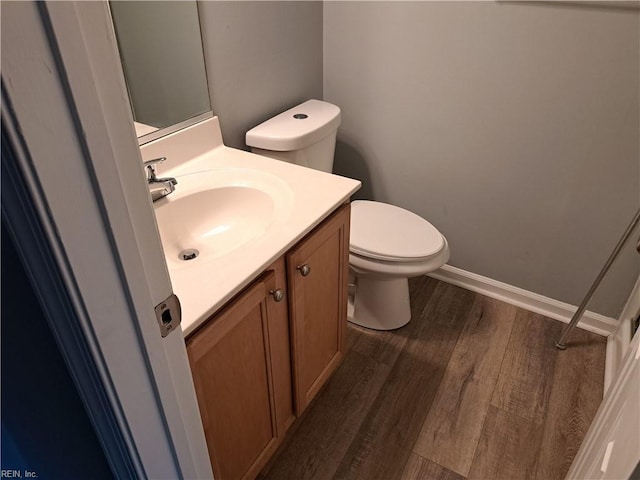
<box><xmin>246</xmin><ymin>99</ymin><xmax>341</xmax><ymax>151</ymax></box>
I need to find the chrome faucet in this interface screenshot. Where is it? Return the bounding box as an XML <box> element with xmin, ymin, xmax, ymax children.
<box><xmin>143</xmin><ymin>157</ymin><xmax>177</xmax><ymax>202</ymax></box>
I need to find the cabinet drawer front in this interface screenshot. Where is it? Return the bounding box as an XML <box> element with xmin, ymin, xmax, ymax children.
<box><xmin>187</xmin><ymin>279</ymin><xmax>278</xmax><ymax>480</ymax></box>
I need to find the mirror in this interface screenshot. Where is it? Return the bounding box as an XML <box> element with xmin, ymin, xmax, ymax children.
<box><xmin>109</xmin><ymin>1</ymin><xmax>212</xmax><ymax>144</ymax></box>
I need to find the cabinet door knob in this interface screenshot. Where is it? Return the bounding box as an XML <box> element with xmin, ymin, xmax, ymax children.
<box><xmin>297</xmin><ymin>264</ymin><xmax>311</xmax><ymax>277</ymax></box>
<box><xmin>269</xmin><ymin>289</ymin><xmax>285</xmax><ymax>302</ymax></box>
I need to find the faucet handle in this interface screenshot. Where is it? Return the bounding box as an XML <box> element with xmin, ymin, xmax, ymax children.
<box><xmin>143</xmin><ymin>157</ymin><xmax>167</xmax><ymax>181</ymax></box>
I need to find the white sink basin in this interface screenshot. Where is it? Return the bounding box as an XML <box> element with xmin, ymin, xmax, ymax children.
<box><xmin>154</xmin><ymin>168</ymin><xmax>293</xmax><ymax>269</ymax></box>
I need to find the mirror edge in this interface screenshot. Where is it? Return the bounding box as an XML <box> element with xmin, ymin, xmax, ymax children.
<box><xmin>137</xmin><ymin>111</ymin><xmax>214</xmax><ymax>146</ymax></box>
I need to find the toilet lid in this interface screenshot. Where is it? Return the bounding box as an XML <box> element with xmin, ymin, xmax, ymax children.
<box><xmin>350</xmin><ymin>200</ymin><xmax>445</xmax><ymax>261</ymax></box>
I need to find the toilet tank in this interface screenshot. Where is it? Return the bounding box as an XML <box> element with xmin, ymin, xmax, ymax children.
<box><xmin>245</xmin><ymin>99</ymin><xmax>341</xmax><ymax>173</ymax></box>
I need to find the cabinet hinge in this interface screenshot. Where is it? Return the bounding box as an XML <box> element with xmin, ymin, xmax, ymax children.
<box><xmin>155</xmin><ymin>294</ymin><xmax>181</xmax><ymax>338</ymax></box>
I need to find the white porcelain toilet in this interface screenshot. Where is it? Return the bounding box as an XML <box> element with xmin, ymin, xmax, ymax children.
<box><xmin>246</xmin><ymin>99</ymin><xmax>450</xmax><ymax>330</ymax></box>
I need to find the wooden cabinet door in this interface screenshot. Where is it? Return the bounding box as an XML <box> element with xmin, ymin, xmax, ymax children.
<box><xmin>186</xmin><ymin>272</ymin><xmax>280</xmax><ymax>480</ymax></box>
<box><xmin>265</xmin><ymin>257</ymin><xmax>296</xmax><ymax>435</ymax></box>
<box><xmin>287</xmin><ymin>204</ymin><xmax>351</xmax><ymax>414</ymax></box>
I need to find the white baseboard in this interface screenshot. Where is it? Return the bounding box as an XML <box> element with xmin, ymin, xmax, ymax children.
<box><xmin>428</xmin><ymin>264</ymin><xmax>618</xmax><ymax>337</ymax></box>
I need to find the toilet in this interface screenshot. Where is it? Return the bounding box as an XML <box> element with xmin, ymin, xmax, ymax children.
<box><xmin>246</xmin><ymin>99</ymin><xmax>450</xmax><ymax>330</ymax></box>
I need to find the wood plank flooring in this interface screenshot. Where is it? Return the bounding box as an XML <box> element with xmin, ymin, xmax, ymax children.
<box><xmin>260</xmin><ymin>277</ymin><xmax>606</xmax><ymax>480</ymax></box>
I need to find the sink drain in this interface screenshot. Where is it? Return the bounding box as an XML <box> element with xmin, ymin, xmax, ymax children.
<box><xmin>179</xmin><ymin>249</ymin><xmax>199</xmax><ymax>261</ymax></box>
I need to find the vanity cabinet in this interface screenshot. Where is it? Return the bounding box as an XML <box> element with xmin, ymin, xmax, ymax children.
<box><xmin>186</xmin><ymin>204</ymin><xmax>350</xmax><ymax>480</ymax></box>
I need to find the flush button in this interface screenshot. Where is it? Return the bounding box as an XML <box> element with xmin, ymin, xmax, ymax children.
<box><xmin>293</xmin><ymin>113</ymin><xmax>308</xmax><ymax>119</ymax></box>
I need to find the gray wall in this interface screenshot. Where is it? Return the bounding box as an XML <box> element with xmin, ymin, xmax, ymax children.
<box><xmin>199</xmin><ymin>1</ymin><xmax>323</xmax><ymax>149</ymax></box>
<box><xmin>324</xmin><ymin>2</ymin><xmax>639</xmax><ymax>316</ymax></box>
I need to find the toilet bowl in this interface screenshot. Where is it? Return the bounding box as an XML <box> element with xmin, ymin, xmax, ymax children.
<box><xmin>245</xmin><ymin>99</ymin><xmax>450</xmax><ymax>330</ymax></box>
<box><xmin>347</xmin><ymin>200</ymin><xmax>449</xmax><ymax>330</ymax></box>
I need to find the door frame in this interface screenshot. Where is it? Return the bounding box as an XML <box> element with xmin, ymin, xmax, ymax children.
<box><xmin>605</xmin><ymin>275</ymin><xmax>640</xmax><ymax>391</ymax></box>
<box><xmin>566</xmin><ymin>328</ymin><xmax>640</xmax><ymax>479</ymax></box>
<box><xmin>1</xmin><ymin>2</ymin><xmax>212</xmax><ymax>478</ymax></box>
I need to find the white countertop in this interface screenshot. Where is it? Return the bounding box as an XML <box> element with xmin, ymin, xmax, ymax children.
<box><xmin>143</xmin><ymin>119</ymin><xmax>361</xmax><ymax>336</ymax></box>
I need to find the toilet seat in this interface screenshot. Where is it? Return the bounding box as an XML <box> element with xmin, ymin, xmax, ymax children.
<box><xmin>350</xmin><ymin>200</ymin><xmax>445</xmax><ymax>262</ymax></box>
<box><xmin>350</xmin><ymin>236</ymin><xmax>450</xmax><ymax>277</ymax></box>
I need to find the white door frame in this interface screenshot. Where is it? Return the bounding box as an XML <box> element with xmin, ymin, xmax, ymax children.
<box><xmin>2</xmin><ymin>2</ymin><xmax>212</xmax><ymax>478</ymax></box>
<box><xmin>566</xmin><ymin>329</ymin><xmax>640</xmax><ymax>479</ymax></box>
<box><xmin>605</xmin><ymin>275</ymin><xmax>640</xmax><ymax>391</ymax></box>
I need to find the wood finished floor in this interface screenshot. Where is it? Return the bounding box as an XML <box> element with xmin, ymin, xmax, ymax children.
<box><xmin>260</xmin><ymin>277</ymin><xmax>606</xmax><ymax>480</ymax></box>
